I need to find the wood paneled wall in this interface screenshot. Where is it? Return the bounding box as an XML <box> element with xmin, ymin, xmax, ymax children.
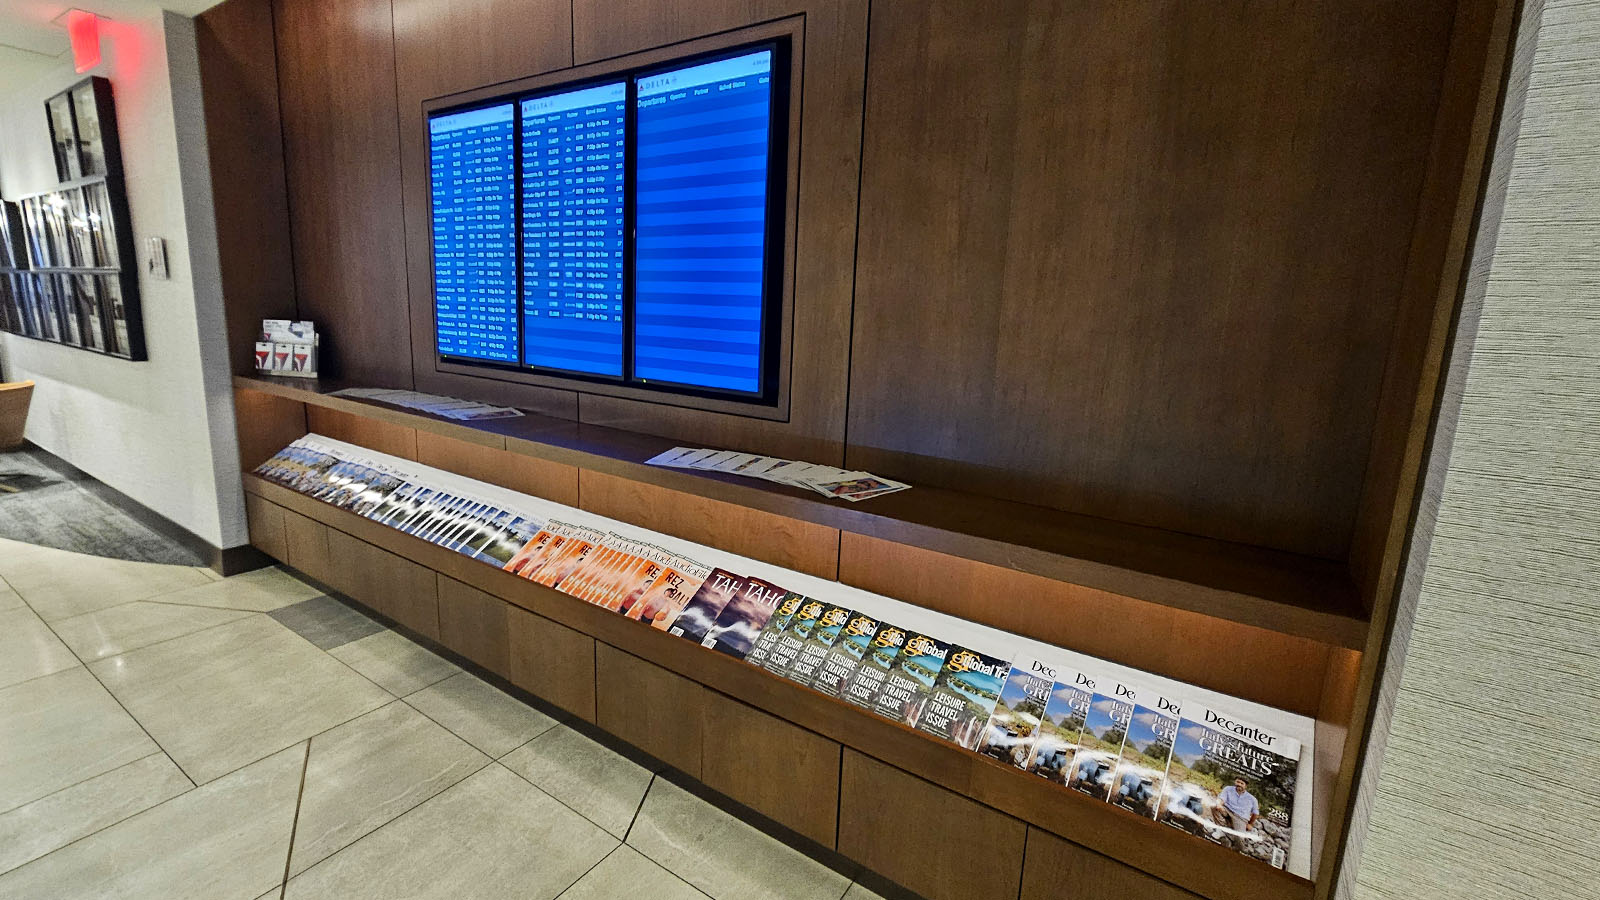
<box><xmin>272</xmin><ymin>0</ymin><xmax>412</xmax><ymax>387</ymax></box>
<box><xmin>192</xmin><ymin>0</ymin><xmax>298</xmax><ymax>376</ymax></box>
<box><xmin>201</xmin><ymin>0</ymin><xmax>1493</xmax><ymax>608</ymax></box>
<box><xmin>846</xmin><ymin>0</ymin><xmax>1459</xmax><ymax>561</ymax></box>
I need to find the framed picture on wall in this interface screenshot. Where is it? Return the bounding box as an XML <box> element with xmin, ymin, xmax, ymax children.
<box><xmin>46</xmin><ymin>93</ymin><xmax>80</xmax><ymax>181</ymax></box>
<box><xmin>70</xmin><ymin>80</ymin><xmax>108</xmax><ymax>177</ymax></box>
<box><xmin>3</xmin><ymin>76</ymin><xmax>145</xmax><ymax>360</ymax></box>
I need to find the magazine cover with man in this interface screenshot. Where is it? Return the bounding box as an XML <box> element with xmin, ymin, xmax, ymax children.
<box><xmin>1067</xmin><ymin>681</ymin><xmax>1136</xmax><ymax>801</ymax></box>
<box><xmin>635</xmin><ymin>556</ymin><xmax>712</xmax><ymax>631</ymax></box>
<box><xmin>1108</xmin><ymin>688</ymin><xmax>1182</xmax><ymax>819</ymax></box>
<box><xmin>975</xmin><ymin>657</ymin><xmax>1059</xmax><ymax>768</ymax></box>
<box><xmin>1025</xmin><ymin>671</ymin><xmax>1095</xmax><ymax>784</ymax></box>
<box><xmin>1160</xmin><ymin>705</ymin><xmax>1301</xmax><ymax>870</ymax></box>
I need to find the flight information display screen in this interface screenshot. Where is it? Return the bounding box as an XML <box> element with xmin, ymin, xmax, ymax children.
<box><xmin>632</xmin><ymin>50</ymin><xmax>774</xmax><ymax>394</ymax></box>
<box><xmin>428</xmin><ymin>103</ymin><xmax>517</xmax><ymax>363</ymax></box>
<box><xmin>520</xmin><ymin>82</ymin><xmax>627</xmax><ymax>377</ymax></box>
<box><xmin>427</xmin><ymin>40</ymin><xmax>786</xmax><ymax>402</ymax></box>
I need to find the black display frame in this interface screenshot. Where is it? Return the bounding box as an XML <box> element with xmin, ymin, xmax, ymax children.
<box><xmin>0</xmin><ymin>76</ymin><xmax>146</xmax><ymax>361</ymax></box>
<box><xmin>425</xmin><ymin>37</ymin><xmax>792</xmax><ymax>408</ymax></box>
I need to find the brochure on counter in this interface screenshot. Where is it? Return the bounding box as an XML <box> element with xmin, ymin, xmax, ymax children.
<box><xmin>331</xmin><ymin>387</ymin><xmax>524</xmax><ymax>421</ymax></box>
<box><xmin>254</xmin><ymin>434</ymin><xmax>1313</xmax><ymax>877</ymax></box>
<box><xmin>644</xmin><ymin>445</ymin><xmax>911</xmax><ymax>502</ymax></box>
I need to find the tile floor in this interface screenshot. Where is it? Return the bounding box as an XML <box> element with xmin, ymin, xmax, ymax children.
<box><xmin>0</xmin><ymin>536</ymin><xmax>889</xmax><ymax>900</ymax></box>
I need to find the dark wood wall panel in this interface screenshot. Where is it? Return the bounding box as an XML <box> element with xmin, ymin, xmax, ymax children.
<box><xmin>839</xmin><ymin>750</ymin><xmax>1027</xmax><ymax>900</ymax></box>
<box><xmin>700</xmin><ymin>691</ymin><xmax>840</xmax><ymax>849</ymax></box>
<box><xmin>394</xmin><ymin>0</ymin><xmax>579</xmax><ymax>420</ymax></box>
<box><xmin>846</xmin><ymin>0</ymin><xmax>1458</xmax><ymax>560</ymax></box>
<box><xmin>507</xmin><ymin>606</ymin><xmax>598</xmax><ymax>722</ymax></box>
<box><xmin>195</xmin><ymin>0</ymin><xmax>298</xmax><ymax>376</ymax></box>
<box><xmin>272</xmin><ymin>0</ymin><xmax>412</xmax><ymax>386</ymax></box>
<box><xmin>1021</xmin><ymin>827</ymin><xmax>1201</xmax><ymax>900</ymax></box>
<box><xmin>569</xmin><ymin>0</ymin><xmax>867</xmax><ymax>464</ymax></box>
<box><xmin>839</xmin><ymin>533</ymin><xmax>1333</xmax><ymax>718</ymax></box>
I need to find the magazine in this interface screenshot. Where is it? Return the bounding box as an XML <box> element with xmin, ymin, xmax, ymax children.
<box><xmin>1159</xmin><ymin>705</ymin><xmax>1301</xmax><ymax>870</ymax></box>
<box><xmin>502</xmin><ymin>521</ymin><xmax>579</xmax><ymax>580</ymax></box>
<box><xmin>782</xmin><ymin>604</ymin><xmax>853</xmax><ymax>686</ymax></box>
<box><xmin>615</xmin><ymin>545</ymin><xmax>682</xmax><ymax>618</ymax></box>
<box><xmin>703</xmin><ymin>577</ymin><xmax>789</xmax><ymax>659</ymax></box>
<box><xmin>914</xmin><ymin>646</ymin><xmax>1012</xmax><ymax>749</ymax></box>
<box><xmin>1067</xmin><ymin>681</ymin><xmax>1137</xmax><ymax>802</ymax></box>
<box><xmin>975</xmin><ymin>657</ymin><xmax>1059</xmax><ymax>768</ymax></box>
<box><xmin>472</xmin><ymin>516</ymin><xmax>544</xmax><ymax>567</ymax></box>
<box><xmin>868</xmin><ymin>631</ymin><xmax>950</xmax><ymax>727</ymax></box>
<box><xmin>809</xmin><ymin>611</ymin><xmax>880</xmax><ymax>698</ymax></box>
<box><xmin>1025</xmin><ymin>671</ymin><xmax>1095</xmax><ymax>785</ymax></box>
<box><xmin>667</xmin><ymin>569</ymin><xmax>748</xmax><ymax>644</ymax></box>
<box><xmin>636</xmin><ymin>557</ymin><xmax>713</xmax><ymax>631</ymax></box>
<box><xmin>531</xmin><ymin>525</ymin><xmax>605</xmax><ymax>588</ymax></box>
<box><xmin>587</xmin><ymin>539</ymin><xmax>659</xmax><ymax>611</ymax></box>
<box><xmin>761</xmin><ymin>595</ymin><xmax>825</xmax><ymax>677</ymax></box>
<box><xmin>840</xmin><ymin>622</ymin><xmax>907</xmax><ymax>710</ymax></box>
<box><xmin>1109</xmin><ymin>689</ymin><xmax>1182</xmax><ymax>820</ymax></box>
<box><xmin>743</xmin><ymin>592</ymin><xmax>804</xmax><ymax>669</ymax></box>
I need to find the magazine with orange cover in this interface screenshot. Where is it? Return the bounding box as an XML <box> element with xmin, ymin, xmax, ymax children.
<box><xmin>587</xmin><ymin>538</ymin><xmax>653</xmax><ymax>610</ymax></box>
<box><xmin>639</xmin><ymin>557</ymin><xmax>713</xmax><ymax>630</ymax></box>
<box><xmin>560</xmin><ymin>534</ymin><xmax>629</xmax><ymax>602</ymax></box>
<box><xmin>533</xmin><ymin>525</ymin><xmax>606</xmax><ymax>588</ymax></box>
<box><xmin>616</xmin><ymin>545</ymin><xmax>679</xmax><ymax>617</ymax></box>
<box><xmin>502</xmin><ymin>521</ymin><xmax>575</xmax><ymax>579</ymax></box>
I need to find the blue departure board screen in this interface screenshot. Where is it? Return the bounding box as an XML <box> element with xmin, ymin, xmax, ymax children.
<box><xmin>632</xmin><ymin>50</ymin><xmax>774</xmax><ymax>394</ymax></box>
<box><xmin>520</xmin><ymin>82</ymin><xmax>627</xmax><ymax>377</ymax></box>
<box><xmin>429</xmin><ymin>103</ymin><xmax>517</xmax><ymax>363</ymax></box>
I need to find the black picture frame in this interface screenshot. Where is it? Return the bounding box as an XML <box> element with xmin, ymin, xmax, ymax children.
<box><xmin>1</xmin><ymin>76</ymin><xmax>145</xmax><ymax>360</ymax></box>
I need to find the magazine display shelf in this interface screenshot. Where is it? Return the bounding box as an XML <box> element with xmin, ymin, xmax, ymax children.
<box><xmin>243</xmin><ymin>472</ymin><xmax>1318</xmax><ymax>900</ymax></box>
<box><xmin>234</xmin><ymin>374</ymin><xmax>1369</xmax><ymax>650</ymax></box>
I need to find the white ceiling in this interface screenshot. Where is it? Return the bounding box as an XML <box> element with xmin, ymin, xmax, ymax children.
<box><xmin>0</xmin><ymin>0</ymin><xmax>223</xmax><ymax>79</ymax></box>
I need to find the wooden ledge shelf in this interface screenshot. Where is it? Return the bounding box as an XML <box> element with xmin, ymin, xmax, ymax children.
<box><xmin>236</xmin><ymin>374</ymin><xmax>1367</xmax><ymax>649</ymax></box>
<box><xmin>244</xmin><ymin>473</ymin><xmax>1318</xmax><ymax>900</ymax></box>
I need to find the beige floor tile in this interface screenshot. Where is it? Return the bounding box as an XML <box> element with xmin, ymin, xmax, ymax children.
<box><xmin>0</xmin><ymin>607</ymin><xmax>78</xmax><ymax>689</ymax></box>
<box><xmin>559</xmin><ymin>845</ymin><xmax>711</xmax><ymax>900</ymax></box>
<box><xmin>842</xmin><ymin>884</ymin><xmax>887</xmax><ymax>900</ymax></box>
<box><xmin>284</xmin><ymin>764</ymin><xmax>615</xmax><ymax>900</ymax></box>
<box><xmin>628</xmin><ymin>779</ymin><xmax>850</xmax><ymax>900</ymax></box>
<box><xmin>288</xmin><ymin>702</ymin><xmax>489</xmax><ymax>876</ymax></box>
<box><xmin>144</xmin><ymin>566</ymin><xmax>322</xmax><ymax>613</ymax></box>
<box><xmin>0</xmin><ymin>752</ymin><xmax>191</xmax><ymax>875</ymax></box>
<box><xmin>329</xmin><ymin>630</ymin><xmax>458</xmax><ymax>696</ymax></box>
<box><xmin>1</xmin><ymin>546</ymin><xmax>212</xmax><ymax>622</ymax></box>
<box><xmin>404</xmin><ymin>672</ymin><xmax>556</xmax><ymax>758</ymax></box>
<box><xmin>89</xmin><ymin>616</ymin><xmax>390</xmax><ymax>784</ymax></box>
<box><xmin>500</xmin><ymin>725</ymin><xmax>652</xmax><ymax>838</ymax></box>
<box><xmin>0</xmin><ymin>584</ymin><xmax>22</xmax><ymax>611</ymax></box>
<box><xmin>0</xmin><ymin>667</ymin><xmax>157</xmax><ymax>813</ymax></box>
<box><xmin>0</xmin><ymin>742</ymin><xmax>304</xmax><ymax>900</ymax></box>
<box><xmin>52</xmin><ymin>602</ymin><xmax>253</xmax><ymax>662</ymax></box>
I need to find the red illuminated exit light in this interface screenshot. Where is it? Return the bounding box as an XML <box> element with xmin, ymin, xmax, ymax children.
<box><xmin>67</xmin><ymin>9</ymin><xmax>101</xmax><ymax>74</ymax></box>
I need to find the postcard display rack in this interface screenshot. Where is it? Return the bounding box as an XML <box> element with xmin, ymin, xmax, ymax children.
<box><xmin>234</xmin><ymin>375</ymin><xmax>1368</xmax><ymax>900</ymax></box>
<box><xmin>0</xmin><ymin>77</ymin><xmax>146</xmax><ymax>360</ymax></box>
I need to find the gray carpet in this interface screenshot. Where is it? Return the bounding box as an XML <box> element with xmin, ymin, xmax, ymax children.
<box><xmin>0</xmin><ymin>445</ymin><xmax>207</xmax><ymax>566</ymax></box>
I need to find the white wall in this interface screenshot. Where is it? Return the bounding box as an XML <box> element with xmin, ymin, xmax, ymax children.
<box><xmin>0</xmin><ymin>7</ymin><xmax>245</xmax><ymax>549</ymax></box>
<box><xmin>1343</xmin><ymin>0</ymin><xmax>1600</xmax><ymax>896</ymax></box>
